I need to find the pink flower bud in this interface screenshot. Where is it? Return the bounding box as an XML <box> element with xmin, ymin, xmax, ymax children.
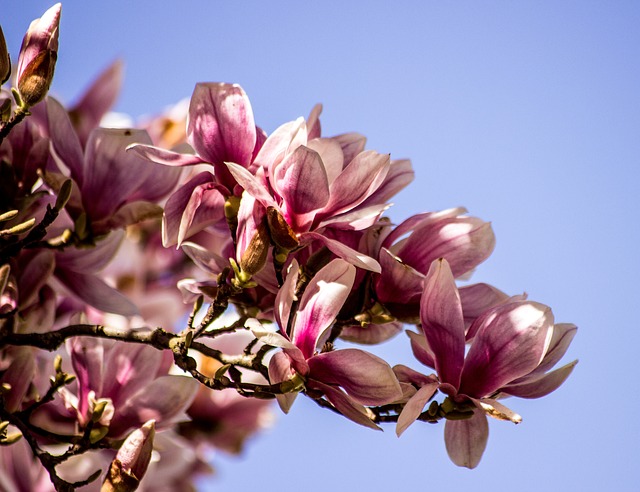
<box><xmin>16</xmin><ymin>3</ymin><xmax>61</xmax><ymax>107</ymax></box>
<box><xmin>0</xmin><ymin>26</ymin><xmax>10</xmax><ymax>85</ymax></box>
<box><xmin>102</xmin><ymin>420</ymin><xmax>155</xmax><ymax>492</ymax></box>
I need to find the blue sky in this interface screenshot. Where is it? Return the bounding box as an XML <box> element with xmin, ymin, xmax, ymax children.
<box><xmin>4</xmin><ymin>1</ymin><xmax>640</xmax><ymax>490</ymax></box>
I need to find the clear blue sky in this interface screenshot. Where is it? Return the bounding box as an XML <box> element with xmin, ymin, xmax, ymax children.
<box><xmin>4</xmin><ymin>1</ymin><xmax>640</xmax><ymax>491</ymax></box>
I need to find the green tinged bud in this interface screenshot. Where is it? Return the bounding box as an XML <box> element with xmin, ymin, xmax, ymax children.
<box><xmin>0</xmin><ymin>26</ymin><xmax>9</xmax><ymax>85</ymax></box>
<box><xmin>18</xmin><ymin>49</ymin><xmax>57</xmax><ymax>108</ymax></box>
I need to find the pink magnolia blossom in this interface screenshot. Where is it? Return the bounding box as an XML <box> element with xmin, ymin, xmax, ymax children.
<box><xmin>396</xmin><ymin>258</ymin><xmax>577</xmax><ymax>468</ymax></box>
<box><xmin>253</xmin><ymin>259</ymin><xmax>402</xmax><ymax>429</ymax></box>
<box><xmin>46</xmin><ymin>97</ymin><xmax>181</xmax><ymax>236</ymax></box>
<box><xmin>128</xmin><ymin>83</ymin><xmax>265</xmax><ymax>247</ymax></box>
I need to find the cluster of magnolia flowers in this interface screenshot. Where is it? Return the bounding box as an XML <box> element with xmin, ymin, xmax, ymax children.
<box><xmin>0</xmin><ymin>4</ymin><xmax>578</xmax><ymax>491</ymax></box>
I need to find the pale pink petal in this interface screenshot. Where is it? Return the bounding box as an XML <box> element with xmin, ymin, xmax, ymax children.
<box><xmin>319</xmin><ymin>150</ymin><xmax>389</xmax><ymax>219</ymax></box>
<box><xmin>332</xmin><ymin>132</ymin><xmax>367</xmax><ymax>166</ymax></box>
<box><xmin>306</xmin><ymin>104</ymin><xmax>322</xmax><ymax>140</ymax></box>
<box><xmin>532</xmin><ymin>323</ymin><xmax>578</xmax><ymax>375</ymax></box>
<box><xmin>420</xmin><ymin>258</ymin><xmax>465</xmax><ymax>389</ymax></box>
<box><xmin>308</xmin><ymin>349</ymin><xmax>402</xmax><ymax>405</ymax></box>
<box><xmin>459</xmin><ymin>283</ymin><xmax>511</xmax><ymax>330</ymax></box>
<box><xmin>361</xmin><ymin>158</ymin><xmax>414</xmax><ymax>207</ymax></box>
<box><xmin>273</xmin><ymin>146</ymin><xmax>330</xmax><ymax>215</ymax></box>
<box><xmin>396</xmin><ymin>382</ymin><xmax>438</xmax><ymax>436</ymax></box>
<box><xmin>112</xmin><ymin>375</ymin><xmax>199</xmax><ymax>438</ymax></box>
<box><xmin>187</xmin><ymin>83</ymin><xmax>256</xmax><ymax>167</ymax></box>
<box><xmin>16</xmin><ymin>3</ymin><xmax>61</xmax><ymax>80</ymax></box>
<box><xmin>300</xmin><ymin>232</ymin><xmax>381</xmax><ymax>272</ymax></box>
<box><xmin>162</xmin><ymin>171</ymin><xmax>214</xmax><ymax>247</ymax></box>
<box><xmin>268</xmin><ymin>351</ymin><xmax>299</xmax><ymax>414</ymax></box>
<box><xmin>225</xmin><ymin>162</ymin><xmax>278</xmax><ymax>209</ymax></box>
<box><xmin>393</xmin><ymin>364</ymin><xmax>438</xmax><ymax>387</ymax></box>
<box><xmin>255</xmin><ymin>118</ymin><xmax>307</xmax><ymax>174</ymax></box>
<box><xmin>181</xmin><ymin>241</ymin><xmax>228</xmax><ymax>275</ymax></box>
<box><xmin>382</xmin><ymin>208</ymin><xmax>466</xmax><ymax>250</ymax></box>
<box><xmin>306</xmin><ymin>138</ymin><xmax>344</xmax><ymax>185</ymax></box>
<box><xmin>291</xmin><ymin>259</ymin><xmax>355</xmax><ymax>359</ymax></box>
<box><xmin>274</xmin><ymin>260</ymin><xmax>299</xmax><ymax>331</ymax></box>
<box><xmin>177</xmin><ymin>182</ymin><xmax>226</xmax><ymax>246</ymax></box>
<box><xmin>444</xmin><ymin>409</ymin><xmax>489</xmax><ymax>469</ymax></box>
<box><xmin>318</xmin><ymin>202</ymin><xmax>390</xmax><ymax>231</ymax></box>
<box><xmin>460</xmin><ymin>301</ymin><xmax>554</xmax><ymax>398</ymax></box>
<box><xmin>127</xmin><ymin>143</ymin><xmax>207</xmax><ymax>167</ymax></box>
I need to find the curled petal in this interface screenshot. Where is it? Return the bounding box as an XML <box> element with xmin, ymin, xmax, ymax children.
<box><xmin>127</xmin><ymin>143</ymin><xmax>206</xmax><ymax>167</ymax></box>
<box><xmin>308</xmin><ymin>380</ymin><xmax>380</xmax><ymax>431</ymax></box>
<box><xmin>274</xmin><ymin>146</ymin><xmax>330</xmax><ymax>216</ymax></box>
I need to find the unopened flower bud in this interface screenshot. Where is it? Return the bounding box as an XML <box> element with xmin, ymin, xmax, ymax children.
<box><xmin>0</xmin><ymin>27</ymin><xmax>10</xmax><ymax>85</ymax></box>
<box><xmin>239</xmin><ymin>221</ymin><xmax>270</xmax><ymax>276</ymax></box>
<box><xmin>102</xmin><ymin>420</ymin><xmax>155</xmax><ymax>492</ymax></box>
<box><xmin>266</xmin><ymin>207</ymin><xmax>299</xmax><ymax>251</ymax></box>
<box><xmin>16</xmin><ymin>3</ymin><xmax>61</xmax><ymax>107</ymax></box>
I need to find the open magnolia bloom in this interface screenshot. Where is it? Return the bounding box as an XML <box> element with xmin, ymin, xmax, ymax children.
<box><xmin>395</xmin><ymin>258</ymin><xmax>577</xmax><ymax>468</ymax></box>
<box><xmin>251</xmin><ymin>259</ymin><xmax>402</xmax><ymax>429</ymax></box>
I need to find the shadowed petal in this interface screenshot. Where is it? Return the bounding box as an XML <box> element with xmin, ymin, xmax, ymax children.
<box><xmin>127</xmin><ymin>143</ymin><xmax>206</xmax><ymax>167</ymax></box>
<box><xmin>501</xmin><ymin>360</ymin><xmax>578</xmax><ymax>399</ymax></box>
<box><xmin>444</xmin><ymin>409</ymin><xmax>489</xmax><ymax>469</ymax></box>
<box><xmin>274</xmin><ymin>146</ymin><xmax>330</xmax><ymax>216</ymax></box>
<box><xmin>308</xmin><ymin>380</ymin><xmax>381</xmax><ymax>430</ymax></box>
<box><xmin>460</xmin><ymin>301</ymin><xmax>554</xmax><ymax>398</ymax></box>
<box><xmin>420</xmin><ymin>259</ymin><xmax>465</xmax><ymax>389</ymax></box>
<box><xmin>376</xmin><ymin>248</ymin><xmax>424</xmax><ymax>304</ymax></box>
<box><xmin>47</xmin><ymin>97</ymin><xmax>85</xmax><ymax>183</ymax></box>
<box><xmin>307</xmin><ymin>349</ymin><xmax>402</xmax><ymax>405</ymax></box>
<box><xmin>396</xmin><ymin>382</ymin><xmax>438</xmax><ymax>436</ymax></box>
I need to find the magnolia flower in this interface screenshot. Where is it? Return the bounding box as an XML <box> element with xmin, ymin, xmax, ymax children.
<box><xmin>396</xmin><ymin>258</ymin><xmax>577</xmax><ymax>468</ymax></box>
<box><xmin>46</xmin><ymin>97</ymin><xmax>181</xmax><ymax>236</ymax></box>
<box><xmin>16</xmin><ymin>3</ymin><xmax>61</xmax><ymax>107</ymax></box>
<box><xmin>128</xmin><ymin>83</ymin><xmax>265</xmax><ymax>246</ymax></box>
<box><xmin>253</xmin><ymin>259</ymin><xmax>402</xmax><ymax>429</ymax></box>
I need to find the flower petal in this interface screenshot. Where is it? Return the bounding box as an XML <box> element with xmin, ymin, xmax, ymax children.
<box><xmin>420</xmin><ymin>258</ymin><xmax>465</xmax><ymax>389</ymax></box>
<box><xmin>460</xmin><ymin>301</ymin><xmax>554</xmax><ymax>398</ymax></box>
<box><xmin>307</xmin><ymin>349</ymin><xmax>402</xmax><ymax>406</ymax></box>
<box><xmin>300</xmin><ymin>232</ymin><xmax>381</xmax><ymax>272</ymax></box>
<box><xmin>444</xmin><ymin>409</ymin><xmax>489</xmax><ymax>469</ymax></box>
<box><xmin>396</xmin><ymin>382</ymin><xmax>438</xmax><ymax>436</ymax></box>
<box><xmin>291</xmin><ymin>259</ymin><xmax>355</xmax><ymax>359</ymax></box>
<box><xmin>187</xmin><ymin>83</ymin><xmax>256</xmax><ymax>167</ymax></box>
<box><xmin>307</xmin><ymin>380</ymin><xmax>381</xmax><ymax>430</ymax></box>
<box><xmin>501</xmin><ymin>360</ymin><xmax>578</xmax><ymax>399</ymax></box>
